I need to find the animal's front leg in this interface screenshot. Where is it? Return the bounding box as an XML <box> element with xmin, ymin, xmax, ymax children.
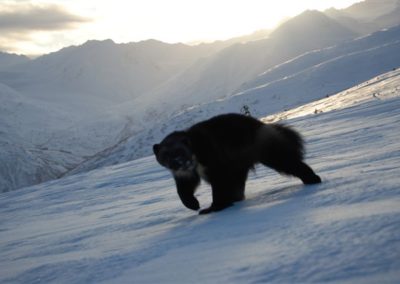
<box><xmin>199</xmin><ymin>168</ymin><xmax>249</xmax><ymax>214</ymax></box>
<box><xmin>174</xmin><ymin>173</ymin><xmax>200</xmax><ymax>211</ymax></box>
<box><xmin>199</xmin><ymin>180</ymin><xmax>233</xmax><ymax>215</ymax></box>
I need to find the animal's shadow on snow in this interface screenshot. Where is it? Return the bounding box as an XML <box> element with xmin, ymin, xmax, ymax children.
<box><xmin>163</xmin><ymin>183</ymin><xmax>323</xmax><ymax>246</ymax></box>
<box><xmin>237</xmin><ymin>182</ymin><xmax>320</xmax><ymax>210</ymax></box>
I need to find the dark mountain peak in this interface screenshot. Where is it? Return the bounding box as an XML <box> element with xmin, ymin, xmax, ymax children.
<box><xmin>270</xmin><ymin>9</ymin><xmax>356</xmax><ymax>43</ymax></box>
<box><xmin>136</xmin><ymin>39</ymin><xmax>170</xmax><ymax>46</ymax></box>
<box><xmin>324</xmin><ymin>0</ymin><xmax>400</xmax><ymax>35</ymax></box>
<box><xmin>273</xmin><ymin>10</ymin><xmax>335</xmax><ymax>33</ymax></box>
<box><xmin>0</xmin><ymin>52</ymin><xmax>30</xmax><ymax>68</ymax></box>
<box><xmin>344</xmin><ymin>0</ymin><xmax>400</xmax><ymax>20</ymax></box>
<box><xmin>275</xmin><ymin>9</ymin><xmax>341</xmax><ymax>30</ymax></box>
<box><xmin>82</xmin><ymin>39</ymin><xmax>116</xmax><ymax>48</ymax></box>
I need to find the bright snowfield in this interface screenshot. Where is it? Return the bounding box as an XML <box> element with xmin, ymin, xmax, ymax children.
<box><xmin>1</xmin><ymin>71</ymin><xmax>400</xmax><ymax>283</ymax></box>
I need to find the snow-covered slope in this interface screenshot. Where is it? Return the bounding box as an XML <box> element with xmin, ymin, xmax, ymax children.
<box><xmin>0</xmin><ymin>79</ymin><xmax>144</xmax><ymax>192</ymax></box>
<box><xmin>239</xmin><ymin>25</ymin><xmax>400</xmax><ymax>94</ymax></box>
<box><xmin>70</xmin><ymin>26</ymin><xmax>400</xmax><ymax>174</ymax></box>
<box><xmin>1</xmin><ymin>74</ymin><xmax>399</xmax><ymax>283</ymax></box>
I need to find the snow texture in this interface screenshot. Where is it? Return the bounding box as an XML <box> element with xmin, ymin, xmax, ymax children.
<box><xmin>1</xmin><ymin>73</ymin><xmax>399</xmax><ymax>283</ymax></box>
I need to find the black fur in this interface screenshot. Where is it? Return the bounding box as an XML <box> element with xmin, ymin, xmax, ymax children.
<box><xmin>153</xmin><ymin>113</ymin><xmax>321</xmax><ymax>214</ymax></box>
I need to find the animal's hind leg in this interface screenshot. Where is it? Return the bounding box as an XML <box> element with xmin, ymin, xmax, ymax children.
<box><xmin>286</xmin><ymin>161</ymin><xmax>321</xmax><ymax>184</ymax></box>
<box><xmin>261</xmin><ymin>157</ymin><xmax>321</xmax><ymax>185</ymax></box>
<box><xmin>231</xmin><ymin>168</ymin><xmax>248</xmax><ymax>202</ymax></box>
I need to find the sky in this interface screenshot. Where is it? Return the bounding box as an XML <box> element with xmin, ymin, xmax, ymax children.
<box><xmin>0</xmin><ymin>0</ymin><xmax>362</xmax><ymax>56</ymax></box>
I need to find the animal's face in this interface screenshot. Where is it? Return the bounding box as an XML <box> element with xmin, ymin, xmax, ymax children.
<box><xmin>153</xmin><ymin>132</ymin><xmax>195</xmax><ymax>172</ymax></box>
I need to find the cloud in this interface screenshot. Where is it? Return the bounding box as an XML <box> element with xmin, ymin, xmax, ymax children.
<box><xmin>0</xmin><ymin>2</ymin><xmax>91</xmax><ymax>54</ymax></box>
<box><xmin>0</xmin><ymin>2</ymin><xmax>90</xmax><ymax>32</ymax></box>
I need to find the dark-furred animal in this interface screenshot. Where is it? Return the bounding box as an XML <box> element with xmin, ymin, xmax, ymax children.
<box><xmin>153</xmin><ymin>113</ymin><xmax>321</xmax><ymax>214</ymax></box>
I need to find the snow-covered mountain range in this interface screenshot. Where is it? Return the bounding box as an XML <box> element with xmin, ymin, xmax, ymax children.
<box><xmin>1</xmin><ymin>68</ymin><xmax>399</xmax><ymax>283</ymax></box>
<box><xmin>0</xmin><ymin>39</ymin><xmax>226</xmax><ymax>191</ymax></box>
<box><xmin>1</xmin><ymin>0</ymin><xmax>400</xmax><ymax>191</ymax></box>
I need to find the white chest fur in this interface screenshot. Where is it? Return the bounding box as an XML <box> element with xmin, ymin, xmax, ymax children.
<box><xmin>171</xmin><ymin>157</ymin><xmax>209</xmax><ymax>181</ymax></box>
<box><xmin>196</xmin><ymin>163</ymin><xmax>208</xmax><ymax>181</ymax></box>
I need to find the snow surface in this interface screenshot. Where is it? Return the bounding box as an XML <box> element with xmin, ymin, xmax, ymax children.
<box><xmin>1</xmin><ymin>75</ymin><xmax>399</xmax><ymax>283</ymax></box>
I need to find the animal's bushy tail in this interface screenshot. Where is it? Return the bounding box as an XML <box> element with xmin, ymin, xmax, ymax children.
<box><xmin>259</xmin><ymin>124</ymin><xmax>321</xmax><ymax>184</ymax></box>
<box><xmin>272</xmin><ymin>124</ymin><xmax>304</xmax><ymax>161</ymax></box>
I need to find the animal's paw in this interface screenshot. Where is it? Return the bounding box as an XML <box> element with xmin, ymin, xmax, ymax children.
<box><xmin>181</xmin><ymin>197</ymin><xmax>200</xmax><ymax>211</ymax></box>
<box><xmin>198</xmin><ymin>202</ymin><xmax>233</xmax><ymax>215</ymax></box>
<box><xmin>199</xmin><ymin>207</ymin><xmax>213</xmax><ymax>215</ymax></box>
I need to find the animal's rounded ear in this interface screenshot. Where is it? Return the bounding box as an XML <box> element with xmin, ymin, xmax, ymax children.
<box><xmin>153</xmin><ymin>144</ymin><xmax>160</xmax><ymax>155</ymax></box>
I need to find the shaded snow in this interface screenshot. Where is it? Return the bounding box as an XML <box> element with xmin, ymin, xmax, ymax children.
<box><xmin>1</xmin><ymin>76</ymin><xmax>399</xmax><ymax>283</ymax></box>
